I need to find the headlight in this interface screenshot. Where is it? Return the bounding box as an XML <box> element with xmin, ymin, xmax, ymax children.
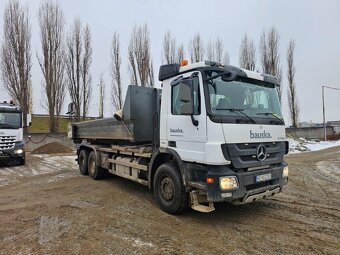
<box><xmin>14</xmin><ymin>149</ymin><xmax>24</xmax><ymax>154</ymax></box>
<box><xmin>282</xmin><ymin>166</ymin><xmax>289</xmax><ymax>178</ymax></box>
<box><xmin>219</xmin><ymin>176</ymin><xmax>238</xmax><ymax>191</ymax></box>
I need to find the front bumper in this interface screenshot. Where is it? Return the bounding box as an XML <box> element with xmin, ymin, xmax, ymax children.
<box><xmin>205</xmin><ymin>163</ymin><xmax>288</xmax><ymax>203</ymax></box>
<box><xmin>0</xmin><ymin>141</ymin><xmax>25</xmax><ymax>162</ymax></box>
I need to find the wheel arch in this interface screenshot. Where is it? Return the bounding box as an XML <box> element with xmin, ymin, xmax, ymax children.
<box><xmin>148</xmin><ymin>148</ymin><xmax>187</xmax><ymax>190</ymax></box>
<box><xmin>78</xmin><ymin>144</ymin><xmax>100</xmax><ymax>164</ymax></box>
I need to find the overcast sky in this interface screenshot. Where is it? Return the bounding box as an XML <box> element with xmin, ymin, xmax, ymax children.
<box><xmin>0</xmin><ymin>0</ymin><xmax>339</xmax><ymax>124</ymax></box>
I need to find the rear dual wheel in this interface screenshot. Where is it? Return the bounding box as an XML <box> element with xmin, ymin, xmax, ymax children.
<box><xmin>78</xmin><ymin>150</ymin><xmax>89</xmax><ymax>175</ymax></box>
<box><xmin>87</xmin><ymin>151</ymin><xmax>107</xmax><ymax>180</ymax></box>
<box><xmin>79</xmin><ymin>149</ymin><xmax>106</xmax><ymax>179</ymax></box>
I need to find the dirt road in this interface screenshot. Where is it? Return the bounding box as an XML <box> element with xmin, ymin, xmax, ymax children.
<box><xmin>0</xmin><ymin>148</ymin><xmax>339</xmax><ymax>255</ymax></box>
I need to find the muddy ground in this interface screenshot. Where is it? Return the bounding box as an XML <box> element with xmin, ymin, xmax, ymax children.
<box><xmin>0</xmin><ymin>148</ymin><xmax>339</xmax><ymax>255</ymax></box>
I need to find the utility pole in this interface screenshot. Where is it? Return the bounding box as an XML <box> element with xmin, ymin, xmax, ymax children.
<box><xmin>322</xmin><ymin>85</ymin><xmax>340</xmax><ymax>141</ymax></box>
<box><xmin>322</xmin><ymin>86</ymin><xmax>326</xmax><ymax>141</ymax></box>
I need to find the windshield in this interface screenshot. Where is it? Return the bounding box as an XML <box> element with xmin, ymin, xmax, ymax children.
<box><xmin>205</xmin><ymin>71</ymin><xmax>283</xmax><ymax>125</ymax></box>
<box><xmin>0</xmin><ymin>112</ymin><xmax>22</xmax><ymax>129</ymax></box>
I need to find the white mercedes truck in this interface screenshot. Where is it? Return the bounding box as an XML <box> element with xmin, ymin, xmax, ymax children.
<box><xmin>0</xmin><ymin>101</ymin><xmax>30</xmax><ymax>165</ymax></box>
<box><xmin>69</xmin><ymin>61</ymin><xmax>289</xmax><ymax>214</ymax></box>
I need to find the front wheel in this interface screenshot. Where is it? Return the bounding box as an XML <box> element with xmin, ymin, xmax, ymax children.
<box><xmin>153</xmin><ymin>162</ymin><xmax>189</xmax><ymax>214</ymax></box>
<box><xmin>19</xmin><ymin>157</ymin><xmax>25</xmax><ymax>165</ymax></box>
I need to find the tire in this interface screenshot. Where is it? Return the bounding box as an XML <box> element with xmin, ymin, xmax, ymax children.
<box><xmin>78</xmin><ymin>150</ymin><xmax>89</xmax><ymax>175</ymax></box>
<box><xmin>19</xmin><ymin>157</ymin><xmax>25</xmax><ymax>165</ymax></box>
<box><xmin>88</xmin><ymin>151</ymin><xmax>106</xmax><ymax>180</ymax></box>
<box><xmin>153</xmin><ymin>162</ymin><xmax>189</xmax><ymax>214</ymax></box>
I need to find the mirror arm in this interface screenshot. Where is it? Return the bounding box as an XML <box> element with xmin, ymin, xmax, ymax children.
<box><xmin>191</xmin><ymin>115</ymin><xmax>199</xmax><ymax>126</ymax></box>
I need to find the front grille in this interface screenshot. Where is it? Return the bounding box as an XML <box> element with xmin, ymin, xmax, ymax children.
<box><xmin>224</xmin><ymin>142</ymin><xmax>285</xmax><ymax>169</ymax></box>
<box><xmin>0</xmin><ymin>136</ymin><xmax>16</xmax><ymax>150</ymax></box>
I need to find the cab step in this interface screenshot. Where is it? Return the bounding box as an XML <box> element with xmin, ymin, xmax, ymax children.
<box><xmin>190</xmin><ymin>190</ymin><xmax>215</xmax><ymax>213</ymax></box>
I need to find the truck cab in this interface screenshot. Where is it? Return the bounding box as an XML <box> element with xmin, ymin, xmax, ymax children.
<box><xmin>158</xmin><ymin>61</ymin><xmax>288</xmax><ymax>208</ymax></box>
<box><xmin>0</xmin><ymin>101</ymin><xmax>30</xmax><ymax>165</ymax></box>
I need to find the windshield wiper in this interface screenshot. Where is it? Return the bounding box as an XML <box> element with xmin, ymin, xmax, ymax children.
<box><xmin>216</xmin><ymin>108</ymin><xmax>256</xmax><ymax>124</ymax></box>
<box><xmin>256</xmin><ymin>112</ymin><xmax>285</xmax><ymax>125</ymax></box>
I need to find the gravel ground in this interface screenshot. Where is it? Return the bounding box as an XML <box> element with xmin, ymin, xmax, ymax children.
<box><xmin>0</xmin><ymin>148</ymin><xmax>339</xmax><ymax>255</ymax></box>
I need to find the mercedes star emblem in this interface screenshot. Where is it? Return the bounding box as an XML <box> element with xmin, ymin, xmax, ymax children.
<box><xmin>257</xmin><ymin>145</ymin><xmax>267</xmax><ymax>161</ymax></box>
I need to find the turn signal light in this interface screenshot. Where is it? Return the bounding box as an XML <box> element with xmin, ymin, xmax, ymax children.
<box><xmin>206</xmin><ymin>177</ymin><xmax>214</xmax><ymax>184</ymax></box>
<box><xmin>181</xmin><ymin>59</ymin><xmax>188</xmax><ymax>66</ymax></box>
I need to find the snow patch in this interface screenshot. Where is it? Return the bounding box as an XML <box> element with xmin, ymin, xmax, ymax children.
<box><xmin>111</xmin><ymin>233</ymin><xmax>154</xmax><ymax>248</ymax></box>
<box><xmin>289</xmin><ymin>138</ymin><xmax>340</xmax><ymax>153</ymax></box>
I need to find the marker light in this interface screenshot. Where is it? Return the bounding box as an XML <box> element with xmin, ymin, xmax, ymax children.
<box><xmin>206</xmin><ymin>177</ymin><xmax>214</xmax><ymax>184</ymax></box>
<box><xmin>180</xmin><ymin>59</ymin><xmax>188</xmax><ymax>66</ymax></box>
<box><xmin>283</xmin><ymin>166</ymin><xmax>289</xmax><ymax>178</ymax></box>
<box><xmin>219</xmin><ymin>176</ymin><xmax>238</xmax><ymax>191</ymax></box>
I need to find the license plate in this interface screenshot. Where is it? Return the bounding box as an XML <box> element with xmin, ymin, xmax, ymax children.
<box><xmin>256</xmin><ymin>173</ymin><xmax>272</xmax><ymax>182</ymax></box>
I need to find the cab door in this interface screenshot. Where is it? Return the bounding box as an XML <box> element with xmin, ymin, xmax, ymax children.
<box><xmin>166</xmin><ymin>71</ymin><xmax>207</xmax><ymax>163</ymax></box>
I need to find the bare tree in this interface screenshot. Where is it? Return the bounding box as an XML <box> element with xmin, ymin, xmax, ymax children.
<box><xmin>82</xmin><ymin>25</ymin><xmax>92</xmax><ymax>120</ymax></box>
<box><xmin>0</xmin><ymin>0</ymin><xmax>32</xmax><ymax>127</ymax></box>
<box><xmin>65</xmin><ymin>19</ymin><xmax>92</xmax><ymax>121</ymax></box>
<box><xmin>110</xmin><ymin>31</ymin><xmax>123</xmax><ymax>111</ymax></box>
<box><xmin>287</xmin><ymin>39</ymin><xmax>299</xmax><ymax>127</ymax></box>
<box><xmin>149</xmin><ymin>60</ymin><xmax>154</xmax><ymax>86</ymax></box>
<box><xmin>189</xmin><ymin>33</ymin><xmax>204</xmax><ymax>63</ymax></box>
<box><xmin>98</xmin><ymin>74</ymin><xmax>105</xmax><ymax>118</ymax></box>
<box><xmin>176</xmin><ymin>43</ymin><xmax>185</xmax><ymax>63</ymax></box>
<box><xmin>259</xmin><ymin>27</ymin><xmax>283</xmax><ymax>101</ymax></box>
<box><xmin>28</xmin><ymin>77</ymin><xmax>33</xmax><ymax>113</ymax></box>
<box><xmin>222</xmin><ymin>52</ymin><xmax>230</xmax><ymax>65</ymax></box>
<box><xmin>259</xmin><ymin>32</ymin><xmax>269</xmax><ymax>74</ymax></box>
<box><xmin>215</xmin><ymin>38</ymin><xmax>223</xmax><ymax>62</ymax></box>
<box><xmin>239</xmin><ymin>33</ymin><xmax>256</xmax><ymax>71</ymax></box>
<box><xmin>65</xmin><ymin>19</ymin><xmax>81</xmax><ymax>121</ymax></box>
<box><xmin>206</xmin><ymin>40</ymin><xmax>215</xmax><ymax>61</ymax></box>
<box><xmin>162</xmin><ymin>31</ymin><xmax>176</xmax><ymax>64</ymax></box>
<box><xmin>207</xmin><ymin>38</ymin><xmax>224</xmax><ymax>63</ymax></box>
<box><xmin>127</xmin><ymin>24</ymin><xmax>154</xmax><ymax>86</ymax></box>
<box><xmin>37</xmin><ymin>0</ymin><xmax>65</xmax><ymax>132</ymax></box>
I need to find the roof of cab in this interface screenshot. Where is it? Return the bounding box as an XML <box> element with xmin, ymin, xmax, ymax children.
<box><xmin>0</xmin><ymin>102</ymin><xmax>21</xmax><ymax>113</ymax></box>
<box><xmin>181</xmin><ymin>61</ymin><xmax>279</xmax><ymax>84</ymax></box>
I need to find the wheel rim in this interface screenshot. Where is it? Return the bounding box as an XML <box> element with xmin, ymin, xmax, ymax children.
<box><xmin>160</xmin><ymin>175</ymin><xmax>175</xmax><ymax>201</ymax></box>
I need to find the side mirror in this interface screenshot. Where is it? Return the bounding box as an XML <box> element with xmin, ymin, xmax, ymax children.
<box><xmin>179</xmin><ymin>82</ymin><xmax>194</xmax><ymax>115</ymax></box>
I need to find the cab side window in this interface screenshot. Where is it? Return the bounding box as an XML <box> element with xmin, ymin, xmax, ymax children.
<box><xmin>171</xmin><ymin>77</ymin><xmax>200</xmax><ymax>115</ymax></box>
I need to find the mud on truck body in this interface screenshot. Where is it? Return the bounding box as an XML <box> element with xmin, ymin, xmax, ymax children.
<box><xmin>69</xmin><ymin>60</ymin><xmax>289</xmax><ymax>214</ymax></box>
